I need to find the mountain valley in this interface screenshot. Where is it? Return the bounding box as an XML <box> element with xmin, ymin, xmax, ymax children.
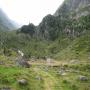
<box><xmin>0</xmin><ymin>0</ymin><xmax>90</xmax><ymax>90</ymax></box>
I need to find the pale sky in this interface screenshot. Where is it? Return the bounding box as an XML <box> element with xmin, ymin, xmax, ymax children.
<box><xmin>0</xmin><ymin>0</ymin><xmax>64</xmax><ymax>25</ymax></box>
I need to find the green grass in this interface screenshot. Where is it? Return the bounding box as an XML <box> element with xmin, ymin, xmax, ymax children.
<box><xmin>45</xmin><ymin>64</ymin><xmax>90</xmax><ymax>90</ymax></box>
<box><xmin>0</xmin><ymin>61</ymin><xmax>90</xmax><ymax>90</ymax></box>
<box><xmin>54</xmin><ymin>31</ymin><xmax>90</xmax><ymax>61</ymax></box>
<box><xmin>0</xmin><ymin>66</ymin><xmax>44</xmax><ymax>90</ymax></box>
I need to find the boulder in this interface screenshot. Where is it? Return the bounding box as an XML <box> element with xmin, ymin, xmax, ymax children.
<box><xmin>35</xmin><ymin>76</ymin><xmax>42</xmax><ymax>80</ymax></box>
<box><xmin>16</xmin><ymin>61</ymin><xmax>30</xmax><ymax>68</ymax></box>
<box><xmin>0</xmin><ymin>61</ymin><xmax>4</xmax><ymax>65</ymax></box>
<box><xmin>18</xmin><ymin>79</ymin><xmax>28</xmax><ymax>85</ymax></box>
<box><xmin>1</xmin><ymin>87</ymin><xmax>11</xmax><ymax>90</ymax></box>
<box><xmin>79</xmin><ymin>75</ymin><xmax>88</xmax><ymax>81</ymax></box>
<box><xmin>16</xmin><ymin>58</ymin><xmax>31</xmax><ymax>68</ymax></box>
<box><xmin>58</xmin><ymin>70</ymin><xmax>67</xmax><ymax>76</ymax></box>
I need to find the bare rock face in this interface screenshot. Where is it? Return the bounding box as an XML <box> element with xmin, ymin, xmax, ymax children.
<box><xmin>18</xmin><ymin>79</ymin><xmax>28</xmax><ymax>85</ymax></box>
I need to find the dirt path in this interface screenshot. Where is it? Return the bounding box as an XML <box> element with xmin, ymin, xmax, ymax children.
<box><xmin>29</xmin><ymin>60</ymin><xmax>67</xmax><ymax>66</ymax></box>
<box><xmin>33</xmin><ymin>67</ymin><xmax>57</xmax><ymax>90</ymax></box>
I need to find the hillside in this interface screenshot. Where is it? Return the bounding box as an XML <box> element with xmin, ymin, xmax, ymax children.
<box><xmin>54</xmin><ymin>0</ymin><xmax>90</xmax><ymax>17</ymax></box>
<box><xmin>0</xmin><ymin>9</ymin><xmax>18</xmax><ymax>31</ymax></box>
<box><xmin>0</xmin><ymin>0</ymin><xmax>89</xmax><ymax>59</ymax></box>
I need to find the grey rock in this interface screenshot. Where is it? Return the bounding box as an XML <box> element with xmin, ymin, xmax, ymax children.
<box><xmin>0</xmin><ymin>87</ymin><xmax>11</xmax><ymax>90</ymax></box>
<box><xmin>35</xmin><ymin>76</ymin><xmax>42</xmax><ymax>80</ymax></box>
<box><xmin>18</xmin><ymin>79</ymin><xmax>28</xmax><ymax>85</ymax></box>
<box><xmin>16</xmin><ymin>57</ymin><xmax>31</xmax><ymax>68</ymax></box>
<box><xmin>0</xmin><ymin>61</ymin><xmax>4</xmax><ymax>65</ymax></box>
<box><xmin>79</xmin><ymin>75</ymin><xmax>88</xmax><ymax>81</ymax></box>
<box><xmin>58</xmin><ymin>70</ymin><xmax>67</xmax><ymax>76</ymax></box>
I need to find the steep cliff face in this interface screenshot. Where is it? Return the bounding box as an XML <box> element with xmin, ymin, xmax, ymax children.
<box><xmin>54</xmin><ymin>0</ymin><xmax>90</xmax><ymax>17</ymax></box>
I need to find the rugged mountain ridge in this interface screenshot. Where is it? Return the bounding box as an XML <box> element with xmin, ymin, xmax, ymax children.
<box><xmin>19</xmin><ymin>0</ymin><xmax>90</xmax><ymax>40</ymax></box>
<box><xmin>17</xmin><ymin>0</ymin><xmax>90</xmax><ymax>58</ymax></box>
<box><xmin>0</xmin><ymin>0</ymin><xmax>90</xmax><ymax>59</ymax></box>
<box><xmin>54</xmin><ymin>0</ymin><xmax>90</xmax><ymax>17</ymax></box>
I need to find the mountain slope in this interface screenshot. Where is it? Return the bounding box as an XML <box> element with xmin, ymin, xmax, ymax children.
<box><xmin>0</xmin><ymin>0</ymin><xmax>90</xmax><ymax>60</ymax></box>
<box><xmin>0</xmin><ymin>9</ymin><xmax>18</xmax><ymax>31</ymax></box>
<box><xmin>55</xmin><ymin>30</ymin><xmax>90</xmax><ymax>60</ymax></box>
<box><xmin>16</xmin><ymin>0</ymin><xmax>90</xmax><ymax>59</ymax></box>
<box><xmin>54</xmin><ymin>0</ymin><xmax>90</xmax><ymax>17</ymax></box>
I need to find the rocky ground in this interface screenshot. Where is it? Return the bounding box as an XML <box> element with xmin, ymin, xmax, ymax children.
<box><xmin>0</xmin><ymin>57</ymin><xmax>90</xmax><ymax>90</ymax></box>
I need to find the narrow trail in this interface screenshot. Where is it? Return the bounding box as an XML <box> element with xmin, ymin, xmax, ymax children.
<box><xmin>33</xmin><ymin>67</ymin><xmax>57</xmax><ymax>90</ymax></box>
